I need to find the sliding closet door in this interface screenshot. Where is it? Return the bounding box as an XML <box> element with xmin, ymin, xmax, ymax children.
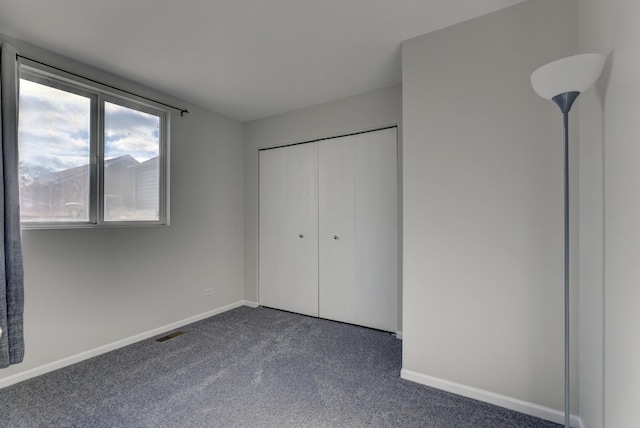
<box><xmin>318</xmin><ymin>135</ymin><xmax>356</xmax><ymax>324</ymax></box>
<box><xmin>354</xmin><ymin>127</ymin><xmax>398</xmax><ymax>332</ymax></box>
<box><xmin>259</xmin><ymin>143</ymin><xmax>319</xmax><ymax>317</ymax></box>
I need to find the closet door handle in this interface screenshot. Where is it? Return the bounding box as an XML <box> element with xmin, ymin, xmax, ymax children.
<box><xmin>333</xmin><ymin>235</ymin><xmax>340</xmax><ymax>240</ymax></box>
<box><xmin>299</xmin><ymin>234</ymin><xmax>304</xmax><ymax>239</ymax></box>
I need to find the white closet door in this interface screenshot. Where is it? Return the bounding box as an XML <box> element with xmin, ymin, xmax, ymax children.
<box><xmin>318</xmin><ymin>135</ymin><xmax>356</xmax><ymax>324</ymax></box>
<box><xmin>259</xmin><ymin>143</ymin><xmax>319</xmax><ymax>317</ymax></box>
<box><xmin>355</xmin><ymin>128</ymin><xmax>398</xmax><ymax>332</ymax></box>
<box><xmin>259</xmin><ymin>128</ymin><xmax>397</xmax><ymax>331</ymax></box>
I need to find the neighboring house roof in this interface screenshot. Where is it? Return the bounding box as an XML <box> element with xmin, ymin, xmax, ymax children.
<box><xmin>105</xmin><ymin>154</ymin><xmax>139</xmax><ymax>169</ymax></box>
<box><xmin>34</xmin><ymin>154</ymin><xmax>142</xmax><ymax>185</ymax></box>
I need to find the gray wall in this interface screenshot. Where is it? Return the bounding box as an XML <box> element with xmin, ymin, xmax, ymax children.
<box><xmin>578</xmin><ymin>1</ymin><xmax>640</xmax><ymax>427</ymax></box>
<box><xmin>0</xmin><ymin>34</ymin><xmax>245</xmax><ymax>383</ymax></box>
<box><xmin>402</xmin><ymin>0</ymin><xmax>577</xmax><ymax>412</ymax></box>
<box><xmin>244</xmin><ymin>85</ymin><xmax>402</xmax><ymax>327</ymax></box>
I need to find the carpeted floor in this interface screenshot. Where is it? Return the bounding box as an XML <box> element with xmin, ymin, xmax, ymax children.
<box><xmin>0</xmin><ymin>306</ymin><xmax>561</xmax><ymax>427</ymax></box>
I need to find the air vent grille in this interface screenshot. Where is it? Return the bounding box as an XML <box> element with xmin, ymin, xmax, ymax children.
<box><xmin>155</xmin><ymin>331</ymin><xmax>184</xmax><ymax>342</ymax></box>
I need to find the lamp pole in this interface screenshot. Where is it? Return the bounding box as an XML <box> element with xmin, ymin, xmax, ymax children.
<box><xmin>551</xmin><ymin>91</ymin><xmax>579</xmax><ymax>428</ymax></box>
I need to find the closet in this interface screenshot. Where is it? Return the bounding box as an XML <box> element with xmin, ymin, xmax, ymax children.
<box><xmin>259</xmin><ymin>127</ymin><xmax>398</xmax><ymax>332</ymax></box>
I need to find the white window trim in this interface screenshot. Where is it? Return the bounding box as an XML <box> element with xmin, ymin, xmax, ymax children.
<box><xmin>19</xmin><ymin>61</ymin><xmax>170</xmax><ymax>229</ymax></box>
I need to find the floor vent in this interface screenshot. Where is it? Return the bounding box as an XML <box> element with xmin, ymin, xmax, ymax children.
<box><xmin>155</xmin><ymin>331</ymin><xmax>184</xmax><ymax>343</ymax></box>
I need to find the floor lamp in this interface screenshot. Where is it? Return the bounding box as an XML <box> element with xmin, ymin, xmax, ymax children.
<box><xmin>530</xmin><ymin>53</ymin><xmax>605</xmax><ymax>428</ymax></box>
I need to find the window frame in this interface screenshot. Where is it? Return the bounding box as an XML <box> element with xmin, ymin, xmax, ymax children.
<box><xmin>19</xmin><ymin>61</ymin><xmax>170</xmax><ymax>229</ymax></box>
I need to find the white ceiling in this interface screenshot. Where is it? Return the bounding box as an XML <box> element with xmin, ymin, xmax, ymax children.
<box><xmin>0</xmin><ymin>0</ymin><xmax>525</xmax><ymax>122</ymax></box>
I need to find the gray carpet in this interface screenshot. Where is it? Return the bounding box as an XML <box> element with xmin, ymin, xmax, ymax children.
<box><xmin>0</xmin><ymin>306</ymin><xmax>561</xmax><ymax>427</ymax></box>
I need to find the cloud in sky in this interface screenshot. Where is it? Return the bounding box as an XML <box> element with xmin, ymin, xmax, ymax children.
<box><xmin>18</xmin><ymin>79</ymin><xmax>160</xmax><ymax>176</ymax></box>
<box><xmin>19</xmin><ymin>80</ymin><xmax>91</xmax><ymax>172</ymax></box>
<box><xmin>105</xmin><ymin>101</ymin><xmax>159</xmax><ymax>161</ymax></box>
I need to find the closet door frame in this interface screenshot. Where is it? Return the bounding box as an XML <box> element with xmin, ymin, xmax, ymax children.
<box><xmin>258</xmin><ymin>125</ymin><xmax>399</xmax><ymax>331</ymax></box>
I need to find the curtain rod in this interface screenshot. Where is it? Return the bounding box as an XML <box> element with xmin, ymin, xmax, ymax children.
<box><xmin>17</xmin><ymin>54</ymin><xmax>190</xmax><ymax>117</ymax></box>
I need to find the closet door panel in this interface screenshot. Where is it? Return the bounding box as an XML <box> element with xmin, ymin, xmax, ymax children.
<box><xmin>285</xmin><ymin>143</ymin><xmax>319</xmax><ymax>317</ymax></box>
<box><xmin>318</xmin><ymin>136</ymin><xmax>356</xmax><ymax>324</ymax></box>
<box><xmin>355</xmin><ymin>128</ymin><xmax>398</xmax><ymax>332</ymax></box>
<box><xmin>259</xmin><ymin>148</ymin><xmax>288</xmax><ymax>312</ymax></box>
<box><xmin>259</xmin><ymin>143</ymin><xmax>318</xmax><ymax>317</ymax></box>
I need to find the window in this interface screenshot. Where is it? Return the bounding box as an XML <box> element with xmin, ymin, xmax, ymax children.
<box><xmin>18</xmin><ymin>66</ymin><xmax>168</xmax><ymax>228</ymax></box>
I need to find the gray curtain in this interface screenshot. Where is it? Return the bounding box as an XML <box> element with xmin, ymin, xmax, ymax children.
<box><xmin>0</xmin><ymin>42</ymin><xmax>25</xmax><ymax>368</ymax></box>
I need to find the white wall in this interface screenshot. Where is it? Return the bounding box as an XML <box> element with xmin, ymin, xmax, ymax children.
<box><xmin>402</xmin><ymin>0</ymin><xmax>578</xmax><ymax>416</ymax></box>
<box><xmin>244</xmin><ymin>85</ymin><xmax>402</xmax><ymax>327</ymax></box>
<box><xmin>0</xmin><ymin>34</ymin><xmax>245</xmax><ymax>384</ymax></box>
<box><xmin>576</xmin><ymin>2</ymin><xmax>607</xmax><ymax>427</ymax></box>
<box><xmin>578</xmin><ymin>1</ymin><xmax>640</xmax><ymax>427</ymax></box>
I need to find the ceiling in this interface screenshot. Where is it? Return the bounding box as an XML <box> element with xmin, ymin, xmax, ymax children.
<box><xmin>0</xmin><ymin>0</ymin><xmax>525</xmax><ymax>122</ymax></box>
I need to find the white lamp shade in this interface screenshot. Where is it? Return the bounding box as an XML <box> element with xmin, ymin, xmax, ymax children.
<box><xmin>531</xmin><ymin>53</ymin><xmax>605</xmax><ymax>100</ymax></box>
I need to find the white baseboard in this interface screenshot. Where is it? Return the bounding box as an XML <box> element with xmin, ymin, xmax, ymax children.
<box><xmin>395</xmin><ymin>331</ymin><xmax>403</xmax><ymax>340</ymax></box>
<box><xmin>0</xmin><ymin>300</ymin><xmax>256</xmax><ymax>390</ymax></box>
<box><xmin>400</xmin><ymin>369</ymin><xmax>584</xmax><ymax>428</ymax></box>
<box><xmin>242</xmin><ymin>300</ymin><xmax>259</xmax><ymax>308</ymax></box>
